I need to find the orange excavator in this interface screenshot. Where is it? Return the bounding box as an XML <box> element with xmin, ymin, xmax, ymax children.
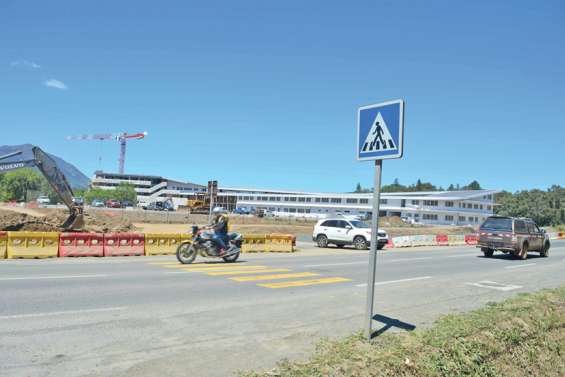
<box><xmin>0</xmin><ymin>145</ymin><xmax>84</xmax><ymax>230</ymax></box>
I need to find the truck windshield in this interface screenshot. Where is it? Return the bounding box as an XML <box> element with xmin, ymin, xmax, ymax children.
<box><xmin>480</xmin><ymin>217</ymin><xmax>512</xmax><ymax>231</ymax></box>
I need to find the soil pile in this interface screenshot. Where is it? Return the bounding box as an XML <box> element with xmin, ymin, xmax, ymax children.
<box><xmin>0</xmin><ymin>209</ymin><xmax>137</xmax><ymax>233</ymax></box>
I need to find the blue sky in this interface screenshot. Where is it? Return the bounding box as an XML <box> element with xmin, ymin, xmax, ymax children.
<box><xmin>2</xmin><ymin>0</ymin><xmax>564</xmax><ymax>193</ymax></box>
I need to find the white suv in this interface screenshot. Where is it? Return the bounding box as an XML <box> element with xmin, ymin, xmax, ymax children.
<box><xmin>312</xmin><ymin>218</ymin><xmax>388</xmax><ymax>250</ymax></box>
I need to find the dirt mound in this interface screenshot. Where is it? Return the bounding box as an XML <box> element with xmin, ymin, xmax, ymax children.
<box><xmin>0</xmin><ymin>209</ymin><xmax>137</xmax><ymax>233</ymax></box>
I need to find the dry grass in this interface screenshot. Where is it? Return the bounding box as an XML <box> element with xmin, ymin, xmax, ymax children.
<box><xmin>240</xmin><ymin>287</ymin><xmax>565</xmax><ymax>377</ymax></box>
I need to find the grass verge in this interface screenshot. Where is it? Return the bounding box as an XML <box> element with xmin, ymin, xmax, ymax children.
<box><xmin>241</xmin><ymin>287</ymin><xmax>565</xmax><ymax>377</ymax></box>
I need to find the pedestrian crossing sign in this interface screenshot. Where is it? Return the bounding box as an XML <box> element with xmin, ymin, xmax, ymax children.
<box><xmin>357</xmin><ymin>99</ymin><xmax>404</xmax><ymax>161</ymax></box>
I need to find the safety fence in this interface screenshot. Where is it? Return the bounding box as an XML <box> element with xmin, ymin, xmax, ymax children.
<box><xmin>0</xmin><ymin>231</ymin><xmax>296</xmax><ymax>259</ymax></box>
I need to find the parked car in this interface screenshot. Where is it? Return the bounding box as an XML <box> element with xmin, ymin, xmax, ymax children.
<box><xmin>91</xmin><ymin>199</ymin><xmax>105</xmax><ymax>207</ymax></box>
<box><xmin>312</xmin><ymin>218</ymin><xmax>388</xmax><ymax>250</ymax></box>
<box><xmin>478</xmin><ymin>216</ymin><xmax>550</xmax><ymax>259</ymax></box>
<box><xmin>36</xmin><ymin>195</ymin><xmax>50</xmax><ymax>205</ymax></box>
<box><xmin>121</xmin><ymin>200</ymin><xmax>133</xmax><ymax>207</ymax></box>
<box><xmin>146</xmin><ymin>200</ymin><xmax>174</xmax><ymax>211</ymax></box>
<box><xmin>233</xmin><ymin>207</ymin><xmax>251</xmax><ymax>215</ymax></box>
<box><xmin>72</xmin><ymin>197</ymin><xmax>84</xmax><ymax>206</ymax></box>
<box><xmin>105</xmin><ymin>199</ymin><xmax>122</xmax><ymax>208</ymax></box>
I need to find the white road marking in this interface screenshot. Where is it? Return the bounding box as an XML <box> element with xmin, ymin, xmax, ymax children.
<box><xmin>445</xmin><ymin>253</ymin><xmax>475</xmax><ymax>258</ymax></box>
<box><xmin>0</xmin><ymin>306</ymin><xmax>127</xmax><ymax>320</ymax></box>
<box><xmin>305</xmin><ymin>261</ymin><xmax>366</xmax><ymax>268</ymax></box>
<box><xmin>356</xmin><ymin>276</ymin><xmax>432</xmax><ymax>288</ymax></box>
<box><xmin>389</xmin><ymin>256</ymin><xmax>434</xmax><ymax>263</ymax></box>
<box><xmin>0</xmin><ymin>274</ymin><xmax>107</xmax><ymax>281</ymax></box>
<box><xmin>465</xmin><ymin>280</ymin><xmax>522</xmax><ymax>291</ymax></box>
<box><xmin>505</xmin><ymin>263</ymin><xmax>537</xmax><ymax>269</ymax></box>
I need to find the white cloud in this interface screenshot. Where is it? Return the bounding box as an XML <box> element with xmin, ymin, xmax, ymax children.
<box><xmin>44</xmin><ymin>79</ymin><xmax>68</xmax><ymax>90</ymax></box>
<box><xmin>10</xmin><ymin>60</ymin><xmax>42</xmax><ymax>69</ymax></box>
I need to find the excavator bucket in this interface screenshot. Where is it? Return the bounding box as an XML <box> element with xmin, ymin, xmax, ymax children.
<box><xmin>62</xmin><ymin>213</ymin><xmax>85</xmax><ymax>231</ymax></box>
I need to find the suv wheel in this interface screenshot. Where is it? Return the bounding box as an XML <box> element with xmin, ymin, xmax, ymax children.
<box><xmin>519</xmin><ymin>242</ymin><xmax>528</xmax><ymax>260</ymax></box>
<box><xmin>540</xmin><ymin>242</ymin><xmax>550</xmax><ymax>257</ymax></box>
<box><xmin>316</xmin><ymin>235</ymin><xmax>328</xmax><ymax>248</ymax></box>
<box><xmin>353</xmin><ymin>236</ymin><xmax>368</xmax><ymax>250</ymax></box>
<box><xmin>481</xmin><ymin>247</ymin><xmax>494</xmax><ymax>257</ymax></box>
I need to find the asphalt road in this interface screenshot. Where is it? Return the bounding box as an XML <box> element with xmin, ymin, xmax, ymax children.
<box><xmin>1</xmin><ymin>240</ymin><xmax>564</xmax><ymax>377</ymax></box>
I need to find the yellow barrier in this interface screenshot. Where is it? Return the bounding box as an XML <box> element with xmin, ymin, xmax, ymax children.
<box><xmin>0</xmin><ymin>232</ymin><xmax>7</xmax><ymax>259</ymax></box>
<box><xmin>241</xmin><ymin>234</ymin><xmax>267</xmax><ymax>253</ymax></box>
<box><xmin>145</xmin><ymin>233</ymin><xmax>192</xmax><ymax>256</ymax></box>
<box><xmin>266</xmin><ymin>234</ymin><xmax>295</xmax><ymax>253</ymax></box>
<box><xmin>7</xmin><ymin>231</ymin><xmax>59</xmax><ymax>259</ymax></box>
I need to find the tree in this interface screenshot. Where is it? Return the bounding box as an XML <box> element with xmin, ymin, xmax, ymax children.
<box><xmin>355</xmin><ymin>183</ymin><xmax>362</xmax><ymax>193</ymax></box>
<box><xmin>0</xmin><ymin>169</ymin><xmax>43</xmax><ymax>201</ymax></box>
<box><xmin>463</xmin><ymin>180</ymin><xmax>482</xmax><ymax>190</ymax></box>
<box><xmin>447</xmin><ymin>184</ymin><xmax>455</xmax><ymax>191</ymax></box>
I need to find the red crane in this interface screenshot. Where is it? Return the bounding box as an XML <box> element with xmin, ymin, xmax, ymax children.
<box><xmin>66</xmin><ymin>131</ymin><xmax>147</xmax><ymax>174</ymax></box>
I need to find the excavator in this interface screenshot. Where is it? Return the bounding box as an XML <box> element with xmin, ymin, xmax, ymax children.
<box><xmin>0</xmin><ymin>145</ymin><xmax>84</xmax><ymax>230</ymax></box>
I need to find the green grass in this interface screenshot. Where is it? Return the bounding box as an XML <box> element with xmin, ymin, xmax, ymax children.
<box><xmin>240</xmin><ymin>287</ymin><xmax>565</xmax><ymax>377</ymax></box>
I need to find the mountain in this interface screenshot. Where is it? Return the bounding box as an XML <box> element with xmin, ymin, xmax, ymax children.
<box><xmin>0</xmin><ymin>144</ymin><xmax>90</xmax><ymax>189</ymax></box>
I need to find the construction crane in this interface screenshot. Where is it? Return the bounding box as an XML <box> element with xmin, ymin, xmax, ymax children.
<box><xmin>66</xmin><ymin>131</ymin><xmax>147</xmax><ymax>174</ymax></box>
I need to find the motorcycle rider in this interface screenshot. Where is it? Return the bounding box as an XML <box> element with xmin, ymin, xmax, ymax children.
<box><xmin>209</xmin><ymin>207</ymin><xmax>230</xmax><ymax>256</ymax></box>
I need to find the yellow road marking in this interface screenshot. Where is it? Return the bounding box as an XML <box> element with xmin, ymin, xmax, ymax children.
<box><xmin>147</xmin><ymin>262</ymin><xmax>180</xmax><ymax>265</ymax></box>
<box><xmin>176</xmin><ymin>266</ymin><xmax>267</xmax><ymax>272</ymax></box>
<box><xmin>231</xmin><ymin>272</ymin><xmax>319</xmax><ymax>282</ymax></box>
<box><xmin>258</xmin><ymin>277</ymin><xmax>352</xmax><ymax>289</ymax></box>
<box><xmin>161</xmin><ymin>264</ymin><xmax>265</xmax><ymax>270</ymax></box>
<box><xmin>207</xmin><ymin>268</ymin><xmax>291</xmax><ymax>276</ymax></box>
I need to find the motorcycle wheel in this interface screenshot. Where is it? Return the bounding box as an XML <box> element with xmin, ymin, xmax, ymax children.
<box><xmin>223</xmin><ymin>251</ymin><xmax>240</xmax><ymax>263</ymax></box>
<box><xmin>177</xmin><ymin>242</ymin><xmax>197</xmax><ymax>264</ymax></box>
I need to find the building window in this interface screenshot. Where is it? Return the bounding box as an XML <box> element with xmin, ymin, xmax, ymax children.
<box><xmin>445</xmin><ymin>201</ymin><xmax>454</xmax><ymax>207</ymax></box>
<box><xmin>480</xmin><ymin>205</ymin><xmax>483</xmax><ymax>210</ymax></box>
<box><xmin>423</xmin><ymin>214</ymin><xmax>438</xmax><ymax>220</ymax></box>
<box><xmin>298</xmin><ymin>197</ymin><xmax>306</xmax><ymax>202</ymax></box>
<box><xmin>305</xmin><ymin>209</ymin><xmax>311</xmax><ymax>213</ymax></box>
<box><xmin>297</xmin><ymin>208</ymin><xmax>305</xmax><ymax>213</ymax></box>
<box><xmin>321</xmin><ymin>198</ymin><xmax>329</xmax><ymax>203</ymax></box>
<box><xmin>380</xmin><ymin>199</ymin><xmax>388</xmax><ymax>204</ymax></box>
<box><xmin>360</xmin><ymin>199</ymin><xmax>369</xmax><ymax>204</ymax></box>
<box><xmin>269</xmin><ymin>197</ymin><xmax>276</xmax><ymax>201</ymax></box>
<box><xmin>487</xmin><ymin>205</ymin><xmax>492</xmax><ymax>211</ymax></box>
<box><xmin>305</xmin><ymin>198</ymin><xmax>311</xmax><ymax>202</ymax></box>
<box><xmin>331</xmin><ymin>198</ymin><xmax>341</xmax><ymax>203</ymax></box>
<box><xmin>290</xmin><ymin>197</ymin><xmax>297</xmax><ymax>202</ymax></box>
<box><xmin>445</xmin><ymin>215</ymin><xmax>454</xmax><ymax>221</ymax></box>
<box><xmin>411</xmin><ymin>200</ymin><xmax>419</xmax><ymax>205</ymax></box>
<box><xmin>346</xmin><ymin>198</ymin><xmax>358</xmax><ymax>204</ymax></box>
<box><xmin>474</xmin><ymin>204</ymin><xmax>478</xmax><ymax>209</ymax></box>
<box><xmin>315</xmin><ymin>198</ymin><xmax>321</xmax><ymax>203</ymax></box>
<box><xmin>423</xmin><ymin>200</ymin><xmax>438</xmax><ymax>206</ymax></box>
<box><xmin>458</xmin><ymin>216</ymin><xmax>465</xmax><ymax>222</ymax></box>
<box><xmin>284</xmin><ymin>197</ymin><xmax>289</xmax><ymax>201</ymax></box>
<box><xmin>289</xmin><ymin>208</ymin><xmax>296</xmax><ymax>213</ymax></box>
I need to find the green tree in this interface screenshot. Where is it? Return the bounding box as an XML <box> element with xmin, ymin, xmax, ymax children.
<box><xmin>0</xmin><ymin>169</ymin><xmax>43</xmax><ymax>201</ymax></box>
<box><xmin>355</xmin><ymin>183</ymin><xmax>362</xmax><ymax>193</ymax></box>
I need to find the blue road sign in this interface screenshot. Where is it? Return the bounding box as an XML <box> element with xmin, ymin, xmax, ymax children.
<box><xmin>357</xmin><ymin>99</ymin><xmax>404</xmax><ymax>161</ymax></box>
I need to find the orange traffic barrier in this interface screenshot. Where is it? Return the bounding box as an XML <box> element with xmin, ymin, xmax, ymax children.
<box><xmin>103</xmin><ymin>233</ymin><xmax>144</xmax><ymax>257</ymax></box>
<box><xmin>436</xmin><ymin>234</ymin><xmax>448</xmax><ymax>246</ymax></box>
<box><xmin>465</xmin><ymin>234</ymin><xmax>478</xmax><ymax>245</ymax></box>
<box><xmin>59</xmin><ymin>233</ymin><xmax>104</xmax><ymax>257</ymax></box>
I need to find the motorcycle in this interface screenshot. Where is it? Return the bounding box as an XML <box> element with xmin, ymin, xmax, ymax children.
<box><xmin>176</xmin><ymin>225</ymin><xmax>242</xmax><ymax>264</ymax></box>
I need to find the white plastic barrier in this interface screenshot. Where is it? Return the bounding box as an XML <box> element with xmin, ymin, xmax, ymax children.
<box><xmin>448</xmin><ymin>234</ymin><xmax>466</xmax><ymax>245</ymax></box>
<box><xmin>392</xmin><ymin>236</ymin><xmax>412</xmax><ymax>247</ymax></box>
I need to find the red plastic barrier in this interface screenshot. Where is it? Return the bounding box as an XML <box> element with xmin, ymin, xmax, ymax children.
<box><xmin>436</xmin><ymin>234</ymin><xmax>448</xmax><ymax>246</ymax></box>
<box><xmin>384</xmin><ymin>238</ymin><xmax>394</xmax><ymax>249</ymax></box>
<box><xmin>559</xmin><ymin>232</ymin><xmax>565</xmax><ymax>239</ymax></box>
<box><xmin>59</xmin><ymin>233</ymin><xmax>104</xmax><ymax>257</ymax></box>
<box><xmin>103</xmin><ymin>233</ymin><xmax>144</xmax><ymax>257</ymax></box>
<box><xmin>465</xmin><ymin>234</ymin><xmax>478</xmax><ymax>245</ymax></box>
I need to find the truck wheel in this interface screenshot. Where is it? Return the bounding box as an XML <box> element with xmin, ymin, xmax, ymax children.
<box><xmin>316</xmin><ymin>235</ymin><xmax>328</xmax><ymax>248</ymax></box>
<box><xmin>518</xmin><ymin>242</ymin><xmax>528</xmax><ymax>260</ymax></box>
<box><xmin>481</xmin><ymin>247</ymin><xmax>494</xmax><ymax>257</ymax></box>
<box><xmin>353</xmin><ymin>236</ymin><xmax>368</xmax><ymax>250</ymax></box>
<box><xmin>540</xmin><ymin>242</ymin><xmax>550</xmax><ymax>257</ymax></box>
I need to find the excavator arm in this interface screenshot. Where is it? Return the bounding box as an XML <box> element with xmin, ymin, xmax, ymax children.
<box><xmin>0</xmin><ymin>145</ymin><xmax>84</xmax><ymax>230</ymax></box>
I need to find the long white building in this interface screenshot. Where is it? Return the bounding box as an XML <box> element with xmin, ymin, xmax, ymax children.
<box><xmin>92</xmin><ymin>171</ymin><xmax>497</xmax><ymax>226</ymax></box>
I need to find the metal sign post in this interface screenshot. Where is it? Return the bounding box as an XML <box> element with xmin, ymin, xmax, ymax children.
<box><xmin>365</xmin><ymin>159</ymin><xmax>382</xmax><ymax>338</ymax></box>
<box><xmin>357</xmin><ymin>99</ymin><xmax>404</xmax><ymax>340</ymax></box>
<box><xmin>207</xmin><ymin>180</ymin><xmax>218</xmax><ymax>223</ymax></box>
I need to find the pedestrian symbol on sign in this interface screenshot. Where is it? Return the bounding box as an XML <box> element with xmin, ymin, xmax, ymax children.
<box><xmin>362</xmin><ymin>112</ymin><xmax>396</xmax><ymax>152</ymax></box>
